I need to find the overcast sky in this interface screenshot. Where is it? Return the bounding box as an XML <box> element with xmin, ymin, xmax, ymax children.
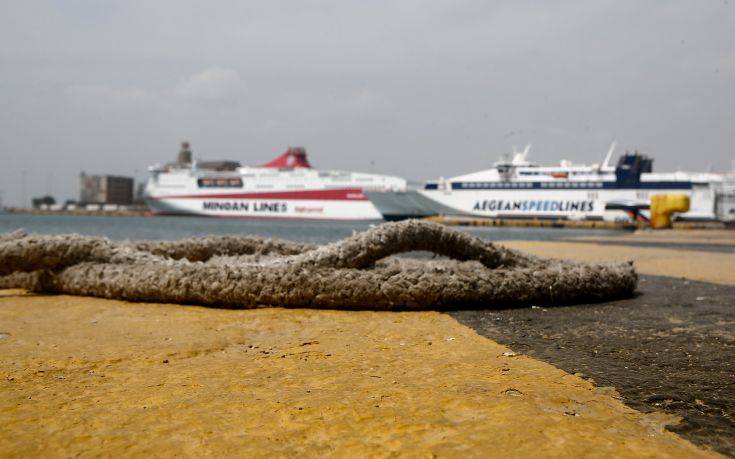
<box><xmin>1</xmin><ymin>0</ymin><xmax>733</xmax><ymax>206</ymax></box>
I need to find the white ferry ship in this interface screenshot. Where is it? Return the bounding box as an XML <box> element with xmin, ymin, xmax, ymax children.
<box><xmin>715</xmin><ymin>164</ymin><xmax>735</xmax><ymax>223</ymax></box>
<box><xmin>376</xmin><ymin>144</ymin><xmax>722</xmax><ymax>222</ymax></box>
<box><xmin>144</xmin><ymin>143</ymin><xmax>405</xmax><ymax>220</ymax></box>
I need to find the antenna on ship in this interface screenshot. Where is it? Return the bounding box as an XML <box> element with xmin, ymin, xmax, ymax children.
<box><xmin>522</xmin><ymin>144</ymin><xmax>531</xmax><ymax>159</ymax></box>
<box><xmin>601</xmin><ymin>140</ymin><xmax>616</xmax><ymax>171</ymax></box>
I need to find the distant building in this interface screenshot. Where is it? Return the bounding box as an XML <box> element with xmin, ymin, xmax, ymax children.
<box><xmin>134</xmin><ymin>182</ymin><xmax>146</xmax><ymax>205</ymax></box>
<box><xmin>32</xmin><ymin>195</ymin><xmax>56</xmax><ymax>209</ymax></box>
<box><xmin>79</xmin><ymin>173</ymin><xmax>134</xmax><ymax>205</ymax></box>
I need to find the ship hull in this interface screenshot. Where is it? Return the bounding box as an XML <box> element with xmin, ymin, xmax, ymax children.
<box><xmin>417</xmin><ymin>185</ymin><xmax>717</xmax><ymax>221</ymax></box>
<box><xmin>364</xmin><ymin>190</ymin><xmax>457</xmax><ymax>221</ymax></box>
<box><xmin>145</xmin><ymin>189</ymin><xmax>384</xmax><ymax>221</ymax></box>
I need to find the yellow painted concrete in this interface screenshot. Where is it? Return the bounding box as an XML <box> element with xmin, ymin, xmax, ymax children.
<box><xmin>503</xmin><ymin>241</ymin><xmax>735</xmax><ymax>286</ymax></box>
<box><xmin>0</xmin><ymin>290</ymin><xmax>715</xmax><ymax>457</ymax></box>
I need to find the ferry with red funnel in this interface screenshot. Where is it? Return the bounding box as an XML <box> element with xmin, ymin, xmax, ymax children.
<box><xmin>144</xmin><ymin>143</ymin><xmax>406</xmax><ymax>220</ymax></box>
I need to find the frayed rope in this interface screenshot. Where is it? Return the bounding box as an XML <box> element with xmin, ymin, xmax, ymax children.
<box><xmin>0</xmin><ymin>220</ymin><xmax>637</xmax><ymax>310</ymax></box>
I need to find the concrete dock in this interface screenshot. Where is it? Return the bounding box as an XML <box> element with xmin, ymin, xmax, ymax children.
<box><xmin>1</xmin><ymin>230</ymin><xmax>733</xmax><ymax>456</ymax></box>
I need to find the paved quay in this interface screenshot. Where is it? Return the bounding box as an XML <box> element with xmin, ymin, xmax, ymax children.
<box><xmin>452</xmin><ymin>275</ymin><xmax>735</xmax><ymax>455</ymax></box>
<box><xmin>502</xmin><ymin>239</ymin><xmax>735</xmax><ymax>286</ymax></box>
<box><xmin>563</xmin><ymin>229</ymin><xmax>735</xmax><ymax>254</ymax></box>
<box><xmin>494</xmin><ymin>233</ymin><xmax>735</xmax><ymax>455</ymax></box>
<box><xmin>1</xmin><ymin>230</ymin><xmax>733</xmax><ymax>457</ymax></box>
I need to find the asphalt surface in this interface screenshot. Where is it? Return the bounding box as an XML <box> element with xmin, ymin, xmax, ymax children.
<box><xmin>450</xmin><ymin>275</ymin><xmax>735</xmax><ymax>456</ymax></box>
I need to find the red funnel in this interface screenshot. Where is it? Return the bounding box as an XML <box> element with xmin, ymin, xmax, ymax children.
<box><xmin>260</xmin><ymin>147</ymin><xmax>312</xmax><ymax>169</ymax></box>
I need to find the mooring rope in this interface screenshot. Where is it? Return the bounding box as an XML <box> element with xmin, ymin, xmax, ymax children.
<box><xmin>0</xmin><ymin>220</ymin><xmax>637</xmax><ymax>309</ymax></box>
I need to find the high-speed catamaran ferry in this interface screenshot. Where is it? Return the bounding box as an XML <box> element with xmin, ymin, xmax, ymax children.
<box><xmin>144</xmin><ymin>143</ymin><xmax>405</xmax><ymax>220</ymax></box>
<box><xmin>407</xmin><ymin>144</ymin><xmax>722</xmax><ymax>222</ymax></box>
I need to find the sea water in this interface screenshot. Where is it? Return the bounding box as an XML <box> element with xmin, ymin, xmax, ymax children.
<box><xmin>0</xmin><ymin>214</ymin><xmax>624</xmax><ymax>244</ymax></box>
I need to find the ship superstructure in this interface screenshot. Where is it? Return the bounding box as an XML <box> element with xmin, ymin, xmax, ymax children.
<box><xmin>401</xmin><ymin>144</ymin><xmax>722</xmax><ymax>222</ymax></box>
<box><xmin>144</xmin><ymin>143</ymin><xmax>406</xmax><ymax>220</ymax></box>
<box><xmin>715</xmin><ymin>163</ymin><xmax>735</xmax><ymax>223</ymax></box>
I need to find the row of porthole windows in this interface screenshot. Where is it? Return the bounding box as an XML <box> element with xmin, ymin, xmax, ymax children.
<box><xmin>517</xmin><ymin>171</ymin><xmax>588</xmax><ymax>176</ymax></box>
<box><xmin>459</xmin><ymin>182</ymin><xmax>534</xmax><ymax>189</ymax></box>
<box><xmin>458</xmin><ymin>182</ymin><xmax>604</xmax><ymax>189</ymax></box>
<box><xmin>540</xmin><ymin>182</ymin><xmax>604</xmax><ymax>188</ymax></box>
